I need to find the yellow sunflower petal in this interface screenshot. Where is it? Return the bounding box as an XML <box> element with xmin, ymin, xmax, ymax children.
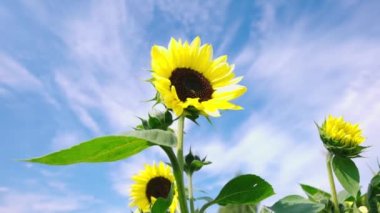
<box><xmin>213</xmin><ymin>85</ymin><xmax>247</xmax><ymax>101</ymax></box>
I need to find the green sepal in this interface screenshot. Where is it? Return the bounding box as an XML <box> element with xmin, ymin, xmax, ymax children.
<box><xmin>183</xmin><ymin>106</ymin><xmax>200</xmax><ymax>125</ymax></box>
<box><xmin>136</xmin><ymin>111</ymin><xmax>174</xmax><ymax>131</ymax></box>
<box><xmin>184</xmin><ymin>148</ymin><xmax>211</xmax><ymax>175</ymax></box>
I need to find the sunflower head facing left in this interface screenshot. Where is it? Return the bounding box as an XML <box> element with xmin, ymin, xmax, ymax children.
<box><xmin>129</xmin><ymin>162</ymin><xmax>178</xmax><ymax>213</ymax></box>
<box><xmin>151</xmin><ymin>37</ymin><xmax>247</xmax><ymax>117</ymax></box>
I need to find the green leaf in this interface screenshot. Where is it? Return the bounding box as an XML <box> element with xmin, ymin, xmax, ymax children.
<box><xmin>151</xmin><ymin>183</ymin><xmax>174</xmax><ymax>213</ymax></box>
<box><xmin>337</xmin><ymin>190</ymin><xmax>354</xmax><ymax>203</ymax></box>
<box><xmin>126</xmin><ymin>129</ymin><xmax>177</xmax><ymax>147</ymax></box>
<box><xmin>271</xmin><ymin>195</ymin><xmax>325</xmax><ymax>213</ymax></box>
<box><xmin>218</xmin><ymin>204</ymin><xmax>258</xmax><ymax>213</ymax></box>
<box><xmin>259</xmin><ymin>206</ymin><xmax>273</xmax><ymax>213</ymax></box>
<box><xmin>25</xmin><ymin>136</ymin><xmax>151</xmax><ymax>165</ymax></box>
<box><xmin>213</xmin><ymin>174</ymin><xmax>274</xmax><ymax>206</ymax></box>
<box><xmin>367</xmin><ymin>172</ymin><xmax>380</xmax><ymax>213</ymax></box>
<box><xmin>151</xmin><ymin>197</ymin><xmax>171</xmax><ymax>213</ymax></box>
<box><xmin>300</xmin><ymin>184</ymin><xmax>331</xmax><ymax>202</ymax></box>
<box><xmin>195</xmin><ymin>196</ymin><xmax>213</xmax><ymax>202</ymax></box>
<box><xmin>332</xmin><ymin>156</ymin><xmax>360</xmax><ymax>196</ymax></box>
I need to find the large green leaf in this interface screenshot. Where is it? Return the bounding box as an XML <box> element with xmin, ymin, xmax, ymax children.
<box><xmin>25</xmin><ymin>136</ymin><xmax>151</xmax><ymax>165</ymax></box>
<box><xmin>271</xmin><ymin>195</ymin><xmax>325</xmax><ymax>213</ymax></box>
<box><xmin>332</xmin><ymin>156</ymin><xmax>360</xmax><ymax>196</ymax></box>
<box><xmin>126</xmin><ymin>129</ymin><xmax>177</xmax><ymax>147</ymax></box>
<box><xmin>213</xmin><ymin>174</ymin><xmax>274</xmax><ymax>206</ymax></box>
<box><xmin>300</xmin><ymin>184</ymin><xmax>331</xmax><ymax>202</ymax></box>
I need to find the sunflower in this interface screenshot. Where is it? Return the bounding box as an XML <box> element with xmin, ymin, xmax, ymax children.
<box><xmin>129</xmin><ymin>162</ymin><xmax>178</xmax><ymax>213</ymax></box>
<box><xmin>151</xmin><ymin>37</ymin><xmax>247</xmax><ymax>117</ymax></box>
<box><xmin>318</xmin><ymin>115</ymin><xmax>366</xmax><ymax>157</ymax></box>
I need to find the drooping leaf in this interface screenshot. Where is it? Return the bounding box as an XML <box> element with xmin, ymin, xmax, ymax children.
<box><xmin>25</xmin><ymin>136</ymin><xmax>151</xmax><ymax>165</ymax></box>
<box><xmin>271</xmin><ymin>195</ymin><xmax>325</xmax><ymax>213</ymax></box>
<box><xmin>213</xmin><ymin>174</ymin><xmax>274</xmax><ymax>206</ymax></box>
<box><xmin>300</xmin><ymin>184</ymin><xmax>331</xmax><ymax>202</ymax></box>
<box><xmin>126</xmin><ymin>129</ymin><xmax>177</xmax><ymax>147</ymax></box>
<box><xmin>332</xmin><ymin>156</ymin><xmax>360</xmax><ymax>196</ymax></box>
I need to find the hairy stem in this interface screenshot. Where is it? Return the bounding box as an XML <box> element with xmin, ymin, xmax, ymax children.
<box><xmin>327</xmin><ymin>153</ymin><xmax>340</xmax><ymax>213</ymax></box>
<box><xmin>161</xmin><ymin>146</ymin><xmax>189</xmax><ymax>213</ymax></box>
<box><xmin>188</xmin><ymin>173</ymin><xmax>195</xmax><ymax>213</ymax></box>
<box><xmin>199</xmin><ymin>201</ymin><xmax>214</xmax><ymax>213</ymax></box>
<box><xmin>177</xmin><ymin>115</ymin><xmax>185</xmax><ymax>169</ymax></box>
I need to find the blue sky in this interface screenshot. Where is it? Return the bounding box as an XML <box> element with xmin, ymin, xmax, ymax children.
<box><xmin>1</xmin><ymin>0</ymin><xmax>380</xmax><ymax>212</ymax></box>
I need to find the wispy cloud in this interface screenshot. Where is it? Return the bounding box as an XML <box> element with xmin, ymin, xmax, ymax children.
<box><xmin>189</xmin><ymin>0</ymin><xmax>380</xmax><ymax>205</ymax></box>
<box><xmin>51</xmin><ymin>131</ymin><xmax>84</xmax><ymax>150</ymax></box>
<box><xmin>0</xmin><ymin>53</ymin><xmax>56</xmax><ymax>105</ymax></box>
<box><xmin>0</xmin><ymin>188</ymin><xmax>97</xmax><ymax>213</ymax></box>
<box><xmin>0</xmin><ymin>53</ymin><xmax>43</xmax><ymax>93</ymax></box>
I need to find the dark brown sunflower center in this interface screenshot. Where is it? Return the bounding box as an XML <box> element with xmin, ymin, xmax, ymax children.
<box><xmin>145</xmin><ymin>177</ymin><xmax>171</xmax><ymax>203</ymax></box>
<box><xmin>169</xmin><ymin>68</ymin><xmax>213</xmax><ymax>102</ymax></box>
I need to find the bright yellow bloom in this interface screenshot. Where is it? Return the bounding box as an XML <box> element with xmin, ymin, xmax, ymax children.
<box><xmin>129</xmin><ymin>162</ymin><xmax>178</xmax><ymax>213</ymax></box>
<box><xmin>151</xmin><ymin>37</ymin><xmax>247</xmax><ymax>117</ymax></box>
<box><xmin>322</xmin><ymin>115</ymin><xmax>364</xmax><ymax>146</ymax></box>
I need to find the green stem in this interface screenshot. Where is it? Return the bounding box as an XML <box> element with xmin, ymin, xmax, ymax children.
<box><xmin>177</xmin><ymin>115</ymin><xmax>185</xmax><ymax>169</ymax></box>
<box><xmin>161</xmin><ymin>146</ymin><xmax>189</xmax><ymax>213</ymax></box>
<box><xmin>188</xmin><ymin>173</ymin><xmax>195</xmax><ymax>213</ymax></box>
<box><xmin>327</xmin><ymin>153</ymin><xmax>340</xmax><ymax>213</ymax></box>
<box><xmin>199</xmin><ymin>201</ymin><xmax>214</xmax><ymax>213</ymax></box>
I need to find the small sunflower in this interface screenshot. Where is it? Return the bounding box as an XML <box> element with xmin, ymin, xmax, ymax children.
<box><xmin>151</xmin><ymin>37</ymin><xmax>247</xmax><ymax>117</ymax></box>
<box><xmin>130</xmin><ymin>162</ymin><xmax>178</xmax><ymax>213</ymax></box>
<box><xmin>318</xmin><ymin>115</ymin><xmax>366</xmax><ymax>157</ymax></box>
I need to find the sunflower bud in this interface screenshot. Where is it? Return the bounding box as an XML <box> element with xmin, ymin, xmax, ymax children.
<box><xmin>136</xmin><ymin>110</ymin><xmax>173</xmax><ymax>130</ymax></box>
<box><xmin>184</xmin><ymin>149</ymin><xmax>211</xmax><ymax>175</ymax></box>
<box><xmin>317</xmin><ymin>115</ymin><xmax>367</xmax><ymax>158</ymax></box>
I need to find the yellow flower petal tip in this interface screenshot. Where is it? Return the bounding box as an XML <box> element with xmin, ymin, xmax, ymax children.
<box><xmin>151</xmin><ymin>37</ymin><xmax>246</xmax><ymax>117</ymax></box>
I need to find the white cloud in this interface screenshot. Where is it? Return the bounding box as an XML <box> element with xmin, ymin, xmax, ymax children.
<box><xmin>187</xmin><ymin>0</ymin><xmax>380</xmax><ymax>207</ymax></box>
<box><xmin>155</xmin><ymin>0</ymin><xmax>230</xmax><ymax>38</ymax></box>
<box><xmin>50</xmin><ymin>0</ymin><xmax>155</xmax><ymax>134</ymax></box>
<box><xmin>0</xmin><ymin>53</ymin><xmax>43</xmax><ymax>92</ymax></box>
<box><xmin>0</xmin><ymin>53</ymin><xmax>56</xmax><ymax>105</ymax></box>
<box><xmin>51</xmin><ymin>131</ymin><xmax>83</xmax><ymax>150</ymax></box>
<box><xmin>0</xmin><ymin>189</ymin><xmax>96</xmax><ymax>213</ymax></box>
<box><xmin>0</xmin><ymin>187</ymin><xmax>9</xmax><ymax>193</ymax></box>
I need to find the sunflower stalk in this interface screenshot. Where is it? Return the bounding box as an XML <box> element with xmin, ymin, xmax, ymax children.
<box><xmin>177</xmin><ymin>115</ymin><xmax>185</xmax><ymax>170</ymax></box>
<box><xmin>188</xmin><ymin>173</ymin><xmax>195</xmax><ymax>213</ymax></box>
<box><xmin>326</xmin><ymin>153</ymin><xmax>340</xmax><ymax>213</ymax></box>
<box><xmin>161</xmin><ymin>146</ymin><xmax>189</xmax><ymax>213</ymax></box>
